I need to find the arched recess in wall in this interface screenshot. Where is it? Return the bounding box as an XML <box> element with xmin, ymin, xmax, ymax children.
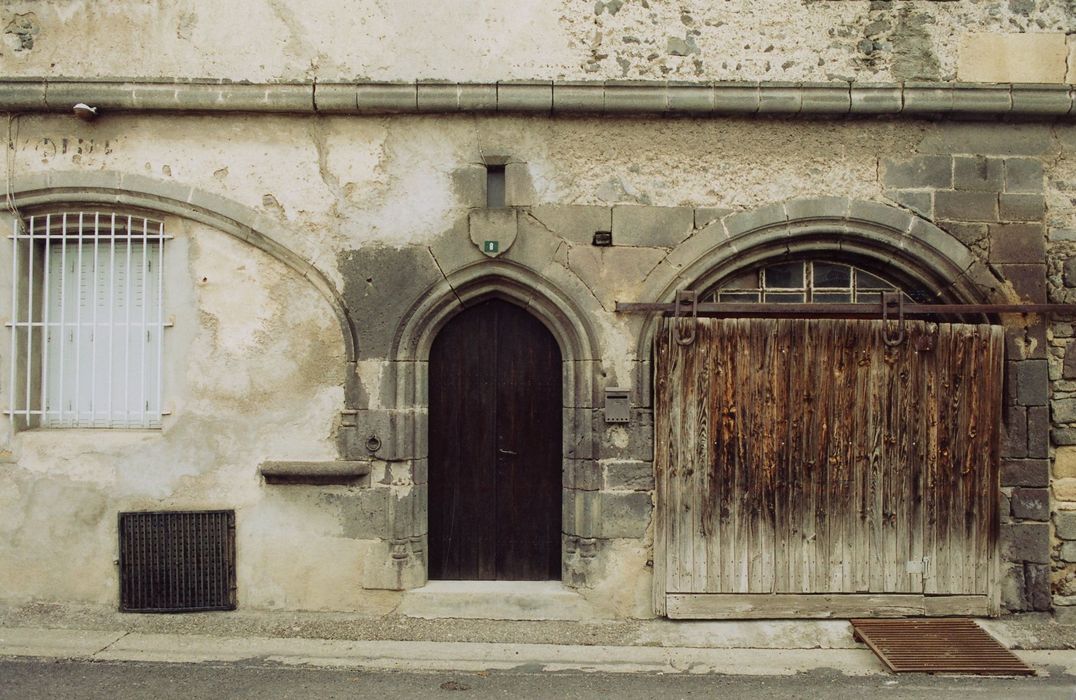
<box><xmin>633</xmin><ymin>197</ymin><xmax>1007</xmax><ymax>394</ymax></box>
<box><xmin>5</xmin><ymin>172</ymin><xmax>360</xmax><ymax>402</ymax></box>
<box><xmin>387</xmin><ymin>259</ymin><xmax>603</xmax><ymax>585</ymax></box>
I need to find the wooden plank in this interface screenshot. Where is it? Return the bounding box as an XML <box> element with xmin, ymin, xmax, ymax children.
<box><xmin>667</xmin><ymin>323</ymin><xmax>684</xmax><ymax>594</ymax></box>
<box><xmin>665</xmin><ymin>593</ymin><xmax>992</xmax><ymax>619</ymax></box>
<box><xmin>692</xmin><ymin>321</ymin><xmax>711</xmax><ymax>590</ymax></box>
<box><xmin>652</xmin><ymin>319</ymin><xmax>671</xmax><ymax>615</ymax></box>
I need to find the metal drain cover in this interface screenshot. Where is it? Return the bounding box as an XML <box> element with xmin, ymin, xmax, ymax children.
<box><xmin>851</xmin><ymin>618</ymin><xmax>1034</xmax><ymax>675</ymax></box>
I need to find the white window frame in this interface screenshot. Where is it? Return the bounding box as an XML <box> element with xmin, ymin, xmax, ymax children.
<box><xmin>7</xmin><ymin>211</ymin><xmax>170</xmax><ymax>429</ymax></box>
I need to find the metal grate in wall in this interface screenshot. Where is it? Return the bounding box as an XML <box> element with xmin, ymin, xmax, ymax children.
<box><xmin>118</xmin><ymin>510</ymin><xmax>236</xmax><ymax>613</ymax></box>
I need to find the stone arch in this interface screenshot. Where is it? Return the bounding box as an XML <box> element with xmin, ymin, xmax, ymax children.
<box><xmin>5</xmin><ymin>171</ymin><xmax>359</xmax><ymax>381</ymax></box>
<box><xmin>379</xmin><ymin>259</ymin><xmax>604</xmax><ymax>589</ymax></box>
<box><xmin>634</xmin><ymin>197</ymin><xmax>1005</xmax><ymax>396</ymax></box>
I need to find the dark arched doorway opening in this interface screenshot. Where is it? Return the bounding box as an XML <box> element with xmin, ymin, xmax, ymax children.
<box><xmin>428</xmin><ymin>298</ymin><xmax>562</xmax><ymax>580</ymax></box>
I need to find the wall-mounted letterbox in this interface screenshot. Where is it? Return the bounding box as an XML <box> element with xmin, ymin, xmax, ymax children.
<box><xmin>604</xmin><ymin>386</ymin><xmax>631</xmax><ymax>424</ymax></box>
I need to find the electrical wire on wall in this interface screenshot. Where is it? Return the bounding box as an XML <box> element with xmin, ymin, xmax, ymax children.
<box><xmin>5</xmin><ymin>113</ymin><xmax>23</xmax><ymax>233</ymax></box>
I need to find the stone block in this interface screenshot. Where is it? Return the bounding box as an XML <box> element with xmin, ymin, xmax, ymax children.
<box><xmin>1055</xmin><ymin>511</ymin><xmax>1076</xmax><ymax>539</ymax></box>
<box><xmin>1064</xmin><ymin>346</ymin><xmax>1076</xmax><ymax>381</ymax></box>
<box><xmin>529</xmin><ymin>205</ymin><xmax>612</xmax><ymax>246</ymax></box>
<box><xmin>939</xmin><ymin>221</ymin><xmax>987</xmax><ymax>248</ymax></box>
<box><xmin>1015</xmin><ymin>359</ymin><xmax>1049</xmax><ymax>406</ymax></box>
<box><xmin>995</xmin><ymin>264</ymin><xmax>1046</xmax><ymax>303</ymax></box>
<box><xmin>452</xmin><ymin>165</ymin><xmax>486</xmax><ymax>208</ymax></box>
<box><xmin>1064</xmin><ymin>259</ymin><xmax>1076</xmax><ymax>289</ymax></box>
<box><xmin>1011</xmin><ymin>488</ymin><xmax>1050</xmax><ymax>521</ymax></box>
<box><xmin>1053</xmin><ymin>428</ymin><xmax>1076</xmax><ymax>446</ymax></box>
<box><xmin>881</xmin><ymin>155</ymin><xmax>952</xmax><ymax>190</ymax></box>
<box><xmin>603</xmin><ymin>460</ymin><xmax>655</xmax><ymax>491</ymax></box>
<box><xmin>1000</xmin><ymin>522</ymin><xmax>1050</xmax><ymax>564</ymax></box>
<box><xmin>1001</xmin><ymin>459</ymin><xmax>1049</xmax><ymax>487</ymax></box>
<box><xmin>567</xmin><ymin>459</ymin><xmax>602</xmax><ymax>491</ymax></box>
<box><xmin>1027</xmin><ymin>406</ymin><xmax>1049</xmax><ymax>458</ymax></box>
<box><xmin>1055</xmin><ymin>605</ymin><xmax>1076</xmax><ymax>625</ymax></box>
<box><xmin>953</xmin><ymin>156</ymin><xmax>1003</xmax><ymax>192</ymax></box>
<box><xmin>722</xmin><ymin>201</ymin><xmax>787</xmax><ymax>239</ymax></box>
<box><xmin>1004</xmin><ymin>158</ymin><xmax>1045</xmax><ymax>194</ymax></box>
<box><xmin>884</xmin><ymin>191</ymin><xmax>932</xmax><ymax>219</ymax></box>
<box><xmin>335</xmin><ymin>487</ymin><xmax>392</xmax><ymax>539</ymax></box>
<box><xmin>957</xmin><ymin>33</ymin><xmax>1068</xmax><ymax>84</ymax></box>
<box><xmin>1001</xmin><ymin>562</ymin><xmax>1027</xmax><ymax>611</ymax></box>
<box><xmin>989</xmin><ymin>223</ymin><xmax>1041</xmax><ymax>264</ymax></box>
<box><xmin>1055</xmin><ymin>479</ymin><xmax>1076</xmax><ymax>501</ymax></box>
<box><xmin>611</xmin><ymin>206</ymin><xmax>694</xmax><ymax>248</ymax></box>
<box><xmin>918</xmin><ymin>124</ymin><xmax>1054</xmax><ymax>157</ymax></box>
<box><xmin>469</xmin><ymin>208</ymin><xmax>518</xmax><ymax>255</ymax></box>
<box><xmin>1055</xmin><ymin>448</ymin><xmax>1076</xmax><ymax>478</ymax></box>
<box><xmin>935</xmin><ymin>191</ymin><xmax>998</xmax><ymax>222</ymax></box>
<box><xmin>1053</xmin><ymin>399</ymin><xmax>1076</xmax><ymax>424</ymax></box>
<box><xmin>1025</xmin><ymin>563</ymin><xmax>1052</xmax><ymax>611</ymax></box>
<box><xmin>694</xmin><ymin>208</ymin><xmax>732</xmax><ymax>230</ymax></box>
<box><xmin>504</xmin><ymin>162</ymin><xmax>535</xmax><ymax>207</ymax></box>
<box><xmin>1002</xmin><ymin>405</ymin><xmax>1028</xmax><ymax>458</ymax></box>
<box><xmin>1062</xmin><ymin>542</ymin><xmax>1076</xmax><ymax>563</ymax></box>
<box><xmin>597</xmin><ymin>409</ymin><xmax>654</xmax><ymax>461</ymax></box>
<box><xmin>338</xmin><ymin>245</ymin><xmax>444</xmax><ymax>359</ymax></box>
<box><xmin>999</xmin><ymin>194</ymin><xmax>1046</xmax><ymax>222</ymax></box>
<box><xmin>1000</xmin><ymin>490</ymin><xmax>1012</xmax><ymax>522</ymax></box>
<box><xmin>599</xmin><ymin>491</ymin><xmax>653</xmax><ymax>539</ymax></box>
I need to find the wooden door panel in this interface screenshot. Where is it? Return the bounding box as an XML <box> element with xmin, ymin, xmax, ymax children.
<box><xmin>655</xmin><ymin>318</ymin><xmax>1002</xmax><ymax>604</ymax></box>
<box><xmin>429</xmin><ymin>299</ymin><xmax>562</xmax><ymax>581</ymax></box>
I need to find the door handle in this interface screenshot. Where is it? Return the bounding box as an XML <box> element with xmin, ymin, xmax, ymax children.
<box><xmin>498</xmin><ymin>449</ymin><xmax>517</xmax><ymax>455</ymax></box>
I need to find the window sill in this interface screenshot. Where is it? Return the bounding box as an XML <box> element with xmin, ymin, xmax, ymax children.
<box><xmin>259</xmin><ymin>460</ymin><xmax>372</xmax><ymax>485</ymax></box>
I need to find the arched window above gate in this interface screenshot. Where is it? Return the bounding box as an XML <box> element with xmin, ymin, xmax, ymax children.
<box><xmin>706</xmin><ymin>259</ymin><xmax>932</xmax><ymax>305</ymax></box>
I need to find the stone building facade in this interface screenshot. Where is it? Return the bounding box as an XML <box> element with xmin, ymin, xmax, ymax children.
<box><xmin>0</xmin><ymin>1</ymin><xmax>1074</xmax><ymax>620</ymax></box>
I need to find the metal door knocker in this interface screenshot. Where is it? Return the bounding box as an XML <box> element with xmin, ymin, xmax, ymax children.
<box><xmin>672</xmin><ymin>289</ymin><xmax>698</xmax><ymax>347</ymax></box>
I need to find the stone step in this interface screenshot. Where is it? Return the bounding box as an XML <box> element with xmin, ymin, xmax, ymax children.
<box><xmin>398</xmin><ymin>581</ymin><xmax>609</xmax><ymax>621</ymax></box>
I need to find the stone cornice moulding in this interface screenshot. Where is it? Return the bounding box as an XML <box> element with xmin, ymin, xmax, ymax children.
<box><xmin>0</xmin><ymin>79</ymin><xmax>1072</xmax><ymax>119</ymax></box>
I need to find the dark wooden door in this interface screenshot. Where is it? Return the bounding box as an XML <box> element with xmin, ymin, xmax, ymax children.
<box><xmin>428</xmin><ymin>299</ymin><xmax>562</xmax><ymax>580</ymax></box>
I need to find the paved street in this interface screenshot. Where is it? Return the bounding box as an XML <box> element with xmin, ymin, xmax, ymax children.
<box><xmin>2</xmin><ymin>658</ymin><xmax>1074</xmax><ymax>700</ymax></box>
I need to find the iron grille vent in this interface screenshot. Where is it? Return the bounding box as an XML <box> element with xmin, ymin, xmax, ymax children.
<box><xmin>119</xmin><ymin>510</ymin><xmax>236</xmax><ymax>613</ymax></box>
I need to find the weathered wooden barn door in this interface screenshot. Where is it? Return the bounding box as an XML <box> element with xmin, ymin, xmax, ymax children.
<box><xmin>428</xmin><ymin>299</ymin><xmax>562</xmax><ymax>581</ymax></box>
<box><xmin>654</xmin><ymin>318</ymin><xmax>1003</xmax><ymax>618</ymax></box>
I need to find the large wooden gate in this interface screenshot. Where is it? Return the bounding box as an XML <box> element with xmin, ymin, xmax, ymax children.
<box><xmin>654</xmin><ymin>318</ymin><xmax>1003</xmax><ymax>618</ymax></box>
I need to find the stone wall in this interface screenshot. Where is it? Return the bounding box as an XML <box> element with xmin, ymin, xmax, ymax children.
<box><xmin>0</xmin><ymin>108</ymin><xmax>1073</xmax><ymax>616</ymax></box>
<box><xmin>0</xmin><ymin>1</ymin><xmax>1073</xmax><ymax>83</ymax></box>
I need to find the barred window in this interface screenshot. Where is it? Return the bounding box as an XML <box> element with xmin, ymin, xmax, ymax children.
<box><xmin>7</xmin><ymin>212</ymin><xmax>168</xmax><ymax>428</ymax></box>
<box><xmin>706</xmin><ymin>260</ymin><xmax>920</xmax><ymax>304</ymax></box>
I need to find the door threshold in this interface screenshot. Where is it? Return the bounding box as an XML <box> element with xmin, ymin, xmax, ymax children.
<box><xmin>400</xmin><ymin>580</ymin><xmax>610</xmax><ymax>621</ymax></box>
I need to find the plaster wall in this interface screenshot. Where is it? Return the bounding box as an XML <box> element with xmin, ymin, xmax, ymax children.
<box><xmin>1</xmin><ymin>1</ymin><xmax>1073</xmax><ymax>83</ymax></box>
<box><xmin>0</xmin><ymin>112</ymin><xmax>1073</xmax><ymax>617</ymax></box>
<box><xmin>0</xmin><ymin>215</ymin><xmax>355</xmax><ymax>610</ymax></box>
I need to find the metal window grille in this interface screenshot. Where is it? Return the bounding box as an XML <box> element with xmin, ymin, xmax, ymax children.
<box><xmin>710</xmin><ymin>260</ymin><xmax>912</xmax><ymax>305</ymax></box>
<box><xmin>7</xmin><ymin>212</ymin><xmax>169</xmax><ymax>428</ymax></box>
<box><xmin>118</xmin><ymin>510</ymin><xmax>237</xmax><ymax>613</ymax></box>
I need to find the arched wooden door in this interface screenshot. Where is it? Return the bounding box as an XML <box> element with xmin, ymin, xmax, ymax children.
<box><xmin>428</xmin><ymin>298</ymin><xmax>562</xmax><ymax>580</ymax></box>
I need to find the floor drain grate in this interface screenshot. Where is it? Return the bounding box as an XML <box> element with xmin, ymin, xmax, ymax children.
<box><xmin>850</xmin><ymin>618</ymin><xmax>1034</xmax><ymax>675</ymax></box>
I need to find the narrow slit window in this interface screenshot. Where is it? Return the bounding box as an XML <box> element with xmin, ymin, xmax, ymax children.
<box><xmin>8</xmin><ymin>212</ymin><xmax>169</xmax><ymax>429</ymax></box>
<box><xmin>486</xmin><ymin>165</ymin><xmax>506</xmax><ymax>208</ymax></box>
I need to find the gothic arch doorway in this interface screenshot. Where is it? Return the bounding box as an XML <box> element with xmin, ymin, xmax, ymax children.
<box><xmin>428</xmin><ymin>298</ymin><xmax>562</xmax><ymax>580</ymax></box>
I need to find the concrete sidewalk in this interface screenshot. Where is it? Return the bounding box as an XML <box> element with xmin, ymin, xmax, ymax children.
<box><xmin>1</xmin><ymin>610</ymin><xmax>1074</xmax><ymax>677</ymax></box>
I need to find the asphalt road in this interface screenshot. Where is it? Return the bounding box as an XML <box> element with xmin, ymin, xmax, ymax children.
<box><xmin>2</xmin><ymin>658</ymin><xmax>1075</xmax><ymax>700</ymax></box>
